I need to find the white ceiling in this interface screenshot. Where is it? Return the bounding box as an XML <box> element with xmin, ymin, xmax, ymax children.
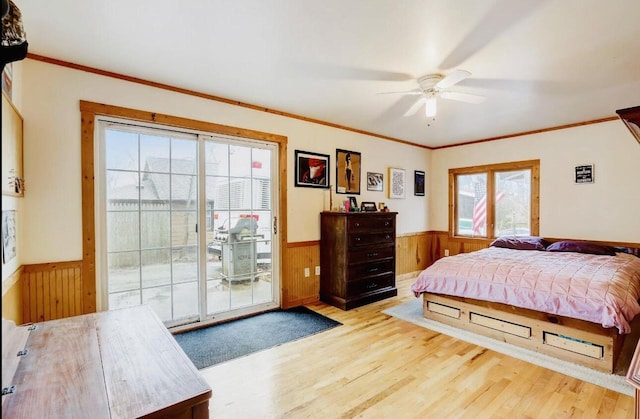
<box><xmin>15</xmin><ymin>0</ymin><xmax>640</xmax><ymax>148</ymax></box>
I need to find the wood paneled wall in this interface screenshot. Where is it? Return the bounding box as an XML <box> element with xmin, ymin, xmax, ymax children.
<box><xmin>396</xmin><ymin>232</ymin><xmax>432</xmax><ymax>275</ymax></box>
<box><xmin>282</xmin><ymin>242</ymin><xmax>321</xmax><ymax>309</ymax></box>
<box><xmin>21</xmin><ymin>261</ymin><xmax>83</xmax><ymax>323</ymax></box>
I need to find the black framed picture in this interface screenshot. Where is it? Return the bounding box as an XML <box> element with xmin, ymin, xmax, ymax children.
<box><xmin>574</xmin><ymin>164</ymin><xmax>594</xmax><ymax>184</ymax></box>
<box><xmin>295</xmin><ymin>150</ymin><xmax>330</xmax><ymax>188</ymax></box>
<box><xmin>414</xmin><ymin>170</ymin><xmax>425</xmax><ymax>196</ymax></box>
<box><xmin>336</xmin><ymin>149</ymin><xmax>361</xmax><ymax>195</ymax></box>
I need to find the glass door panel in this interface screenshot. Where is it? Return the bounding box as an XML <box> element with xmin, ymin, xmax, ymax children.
<box><xmin>104</xmin><ymin>126</ymin><xmax>200</xmax><ymax>326</ymax></box>
<box><xmin>101</xmin><ymin>120</ymin><xmax>279</xmax><ymax>328</ymax></box>
<box><xmin>204</xmin><ymin>140</ymin><xmax>276</xmax><ymax>316</ymax></box>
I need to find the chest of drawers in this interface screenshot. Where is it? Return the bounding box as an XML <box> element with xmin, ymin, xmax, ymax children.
<box><xmin>320</xmin><ymin>211</ymin><xmax>398</xmax><ymax>310</ymax></box>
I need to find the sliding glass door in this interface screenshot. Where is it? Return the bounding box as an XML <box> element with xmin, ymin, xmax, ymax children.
<box><xmin>97</xmin><ymin>120</ymin><xmax>279</xmax><ymax>328</ymax></box>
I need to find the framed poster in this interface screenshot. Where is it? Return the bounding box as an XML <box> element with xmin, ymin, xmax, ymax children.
<box><xmin>336</xmin><ymin>149</ymin><xmax>361</xmax><ymax>195</ymax></box>
<box><xmin>294</xmin><ymin>150</ymin><xmax>330</xmax><ymax>188</ymax></box>
<box><xmin>414</xmin><ymin>170</ymin><xmax>425</xmax><ymax>196</ymax></box>
<box><xmin>388</xmin><ymin>167</ymin><xmax>406</xmax><ymax>199</ymax></box>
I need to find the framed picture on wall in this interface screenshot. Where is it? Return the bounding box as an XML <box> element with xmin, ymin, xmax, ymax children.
<box><xmin>294</xmin><ymin>150</ymin><xmax>330</xmax><ymax>188</ymax></box>
<box><xmin>336</xmin><ymin>149</ymin><xmax>361</xmax><ymax>195</ymax></box>
<box><xmin>388</xmin><ymin>167</ymin><xmax>405</xmax><ymax>199</ymax></box>
<box><xmin>414</xmin><ymin>170</ymin><xmax>425</xmax><ymax>196</ymax></box>
<box><xmin>367</xmin><ymin>172</ymin><xmax>383</xmax><ymax>192</ymax></box>
<box><xmin>2</xmin><ymin>210</ymin><xmax>17</xmax><ymax>264</ymax></box>
<box><xmin>574</xmin><ymin>164</ymin><xmax>594</xmax><ymax>184</ymax></box>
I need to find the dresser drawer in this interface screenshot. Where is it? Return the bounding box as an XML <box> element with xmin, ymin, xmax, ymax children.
<box><xmin>348</xmin><ymin>259</ymin><xmax>394</xmax><ymax>280</ymax></box>
<box><xmin>349</xmin><ymin>246</ymin><xmax>394</xmax><ymax>264</ymax></box>
<box><xmin>348</xmin><ymin>231</ymin><xmax>395</xmax><ymax>247</ymax></box>
<box><xmin>347</xmin><ymin>274</ymin><xmax>394</xmax><ymax>297</ymax></box>
<box><xmin>348</xmin><ymin>216</ymin><xmax>394</xmax><ymax>232</ymax></box>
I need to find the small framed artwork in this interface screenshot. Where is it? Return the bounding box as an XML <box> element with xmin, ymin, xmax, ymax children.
<box><xmin>2</xmin><ymin>210</ymin><xmax>17</xmax><ymax>264</ymax></box>
<box><xmin>414</xmin><ymin>170</ymin><xmax>425</xmax><ymax>196</ymax></box>
<box><xmin>367</xmin><ymin>172</ymin><xmax>383</xmax><ymax>192</ymax></box>
<box><xmin>348</xmin><ymin>196</ymin><xmax>358</xmax><ymax>211</ymax></box>
<box><xmin>388</xmin><ymin>167</ymin><xmax>406</xmax><ymax>199</ymax></box>
<box><xmin>361</xmin><ymin>201</ymin><xmax>377</xmax><ymax>212</ymax></box>
<box><xmin>295</xmin><ymin>150</ymin><xmax>330</xmax><ymax>188</ymax></box>
<box><xmin>574</xmin><ymin>164</ymin><xmax>594</xmax><ymax>184</ymax></box>
<box><xmin>378</xmin><ymin>202</ymin><xmax>386</xmax><ymax>211</ymax></box>
<box><xmin>336</xmin><ymin>149</ymin><xmax>361</xmax><ymax>195</ymax></box>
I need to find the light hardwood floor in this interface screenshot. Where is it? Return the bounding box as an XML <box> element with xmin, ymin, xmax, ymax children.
<box><xmin>199</xmin><ymin>276</ymin><xmax>634</xmax><ymax>418</ymax></box>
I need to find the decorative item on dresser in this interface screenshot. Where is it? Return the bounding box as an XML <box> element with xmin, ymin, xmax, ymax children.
<box><xmin>320</xmin><ymin>211</ymin><xmax>398</xmax><ymax>310</ymax></box>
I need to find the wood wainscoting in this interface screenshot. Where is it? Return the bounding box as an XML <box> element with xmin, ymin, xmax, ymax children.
<box><xmin>396</xmin><ymin>231</ymin><xmax>432</xmax><ymax>275</ymax></box>
<box><xmin>21</xmin><ymin>261</ymin><xmax>84</xmax><ymax>324</ymax></box>
<box><xmin>282</xmin><ymin>241</ymin><xmax>321</xmax><ymax>309</ymax></box>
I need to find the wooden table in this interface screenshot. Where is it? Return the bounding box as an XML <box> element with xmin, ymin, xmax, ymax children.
<box><xmin>2</xmin><ymin>305</ymin><xmax>212</xmax><ymax>418</ymax></box>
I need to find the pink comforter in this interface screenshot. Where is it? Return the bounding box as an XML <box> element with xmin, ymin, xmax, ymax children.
<box><xmin>411</xmin><ymin>247</ymin><xmax>640</xmax><ymax>334</ymax></box>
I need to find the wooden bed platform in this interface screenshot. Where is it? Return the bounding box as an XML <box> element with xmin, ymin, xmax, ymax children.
<box><xmin>421</xmin><ymin>292</ymin><xmax>624</xmax><ymax>373</ymax></box>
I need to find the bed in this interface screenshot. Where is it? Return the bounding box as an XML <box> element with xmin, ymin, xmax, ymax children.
<box><xmin>411</xmin><ymin>238</ymin><xmax>640</xmax><ymax>372</ymax></box>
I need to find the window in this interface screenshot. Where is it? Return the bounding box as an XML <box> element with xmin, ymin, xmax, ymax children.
<box><xmin>450</xmin><ymin>160</ymin><xmax>539</xmax><ymax>238</ymax></box>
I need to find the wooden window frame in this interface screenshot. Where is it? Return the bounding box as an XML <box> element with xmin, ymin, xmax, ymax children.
<box><xmin>448</xmin><ymin>160</ymin><xmax>540</xmax><ymax>241</ymax></box>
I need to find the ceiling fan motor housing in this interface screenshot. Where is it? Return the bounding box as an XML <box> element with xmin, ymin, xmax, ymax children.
<box><xmin>417</xmin><ymin>74</ymin><xmax>444</xmax><ymax>94</ymax></box>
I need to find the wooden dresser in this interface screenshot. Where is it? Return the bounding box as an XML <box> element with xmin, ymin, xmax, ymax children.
<box><xmin>320</xmin><ymin>211</ymin><xmax>398</xmax><ymax>310</ymax></box>
<box><xmin>2</xmin><ymin>305</ymin><xmax>212</xmax><ymax>418</ymax></box>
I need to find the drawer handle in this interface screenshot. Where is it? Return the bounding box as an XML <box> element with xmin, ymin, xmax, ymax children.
<box><xmin>366</xmin><ymin>282</ymin><xmax>378</xmax><ymax>289</ymax></box>
<box><xmin>367</xmin><ymin>252</ymin><xmax>379</xmax><ymax>257</ymax></box>
<box><xmin>355</xmin><ymin>237</ymin><xmax>361</xmax><ymax>242</ymax></box>
<box><xmin>384</xmin><ymin>221</ymin><xmax>390</xmax><ymax>226</ymax></box>
<box><xmin>355</xmin><ymin>222</ymin><xmax>360</xmax><ymax>227</ymax></box>
<box><xmin>368</xmin><ymin>267</ymin><xmax>379</xmax><ymax>273</ymax></box>
<box><xmin>385</xmin><ymin>234</ymin><xmax>391</xmax><ymax>240</ymax></box>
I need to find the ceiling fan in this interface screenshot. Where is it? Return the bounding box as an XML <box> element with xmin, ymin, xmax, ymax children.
<box><xmin>379</xmin><ymin>69</ymin><xmax>486</xmax><ymax>119</ymax></box>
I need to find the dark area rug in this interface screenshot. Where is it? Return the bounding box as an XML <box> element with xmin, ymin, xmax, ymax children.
<box><xmin>173</xmin><ymin>306</ymin><xmax>342</xmax><ymax>369</ymax></box>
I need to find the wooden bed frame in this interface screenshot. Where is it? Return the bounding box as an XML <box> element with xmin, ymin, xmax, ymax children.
<box><xmin>417</xmin><ymin>239</ymin><xmax>640</xmax><ymax>373</ymax></box>
<box><xmin>421</xmin><ymin>292</ymin><xmax>624</xmax><ymax>373</ymax></box>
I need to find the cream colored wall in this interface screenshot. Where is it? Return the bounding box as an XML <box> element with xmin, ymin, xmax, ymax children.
<box><xmin>430</xmin><ymin>121</ymin><xmax>640</xmax><ymax>242</ymax></box>
<box><xmin>1</xmin><ymin>61</ymin><xmax>24</xmax><ymax>283</ymax></box>
<box><xmin>19</xmin><ymin>59</ymin><xmax>430</xmax><ymax>264</ymax></box>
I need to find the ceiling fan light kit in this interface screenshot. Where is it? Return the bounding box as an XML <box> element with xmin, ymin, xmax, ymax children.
<box><xmin>380</xmin><ymin>69</ymin><xmax>486</xmax><ymax>121</ymax></box>
<box><xmin>425</xmin><ymin>95</ymin><xmax>437</xmax><ymax>117</ymax></box>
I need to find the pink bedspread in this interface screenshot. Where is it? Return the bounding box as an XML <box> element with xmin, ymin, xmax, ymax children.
<box><xmin>411</xmin><ymin>247</ymin><xmax>640</xmax><ymax>334</ymax></box>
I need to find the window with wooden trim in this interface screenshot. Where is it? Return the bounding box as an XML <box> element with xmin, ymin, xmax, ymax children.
<box><xmin>449</xmin><ymin>160</ymin><xmax>540</xmax><ymax>238</ymax></box>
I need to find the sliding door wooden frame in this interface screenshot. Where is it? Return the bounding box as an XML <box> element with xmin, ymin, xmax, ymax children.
<box><xmin>80</xmin><ymin>101</ymin><xmax>288</xmax><ymax>314</ymax></box>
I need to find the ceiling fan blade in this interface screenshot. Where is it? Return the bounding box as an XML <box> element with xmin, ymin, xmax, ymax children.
<box><xmin>403</xmin><ymin>97</ymin><xmax>426</xmax><ymax>117</ymax></box>
<box><xmin>439</xmin><ymin>0</ymin><xmax>548</xmax><ymax>69</ymax></box>
<box><xmin>435</xmin><ymin>69</ymin><xmax>471</xmax><ymax>90</ymax></box>
<box><xmin>440</xmin><ymin>91</ymin><xmax>486</xmax><ymax>104</ymax></box>
<box><xmin>377</xmin><ymin>88</ymin><xmax>422</xmax><ymax>96</ymax></box>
